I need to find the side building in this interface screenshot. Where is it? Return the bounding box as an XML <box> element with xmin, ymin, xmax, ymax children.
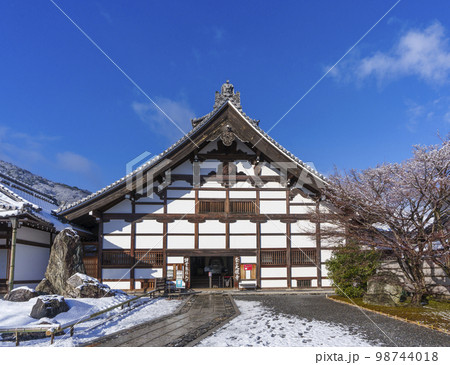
<box><xmin>58</xmin><ymin>82</ymin><xmax>342</xmax><ymax>291</ymax></box>
<box><xmin>0</xmin><ymin>173</ymin><xmax>92</xmax><ymax>293</ymax></box>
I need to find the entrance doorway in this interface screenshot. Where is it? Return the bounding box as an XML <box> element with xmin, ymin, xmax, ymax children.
<box><xmin>190</xmin><ymin>256</ymin><xmax>234</xmax><ymax>289</ymax></box>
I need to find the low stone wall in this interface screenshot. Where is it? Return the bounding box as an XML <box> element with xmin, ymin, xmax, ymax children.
<box><xmin>379</xmin><ymin>260</ymin><xmax>450</xmax><ymax>298</ymax></box>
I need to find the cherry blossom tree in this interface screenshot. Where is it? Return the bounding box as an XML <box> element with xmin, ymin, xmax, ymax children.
<box><xmin>318</xmin><ymin>139</ymin><xmax>449</xmax><ymax>306</ymax></box>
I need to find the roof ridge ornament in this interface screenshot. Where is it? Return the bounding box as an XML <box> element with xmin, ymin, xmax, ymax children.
<box><xmin>191</xmin><ymin>81</ymin><xmax>260</xmax><ymax>128</ymax></box>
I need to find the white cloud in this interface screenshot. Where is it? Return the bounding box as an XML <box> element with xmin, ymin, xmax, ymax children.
<box><xmin>331</xmin><ymin>22</ymin><xmax>450</xmax><ymax>85</ymax></box>
<box><xmin>0</xmin><ymin>126</ymin><xmax>58</xmax><ymax>165</ymax></box>
<box><xmin>404</xmin><ymin>96</ymin><xmax>450</xmax><ymax>132</ymax></box>
<box><xmin>56</xmin><ymin>151</ymin><xmax>95</xmax><ymax>174</ymax></box>
<box><xmin>132</xmin><ymin>97</ymin><xmax>195</xmax><ymax>140</ymax></box>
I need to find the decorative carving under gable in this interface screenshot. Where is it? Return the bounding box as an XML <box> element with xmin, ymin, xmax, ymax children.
<box><xmin>220</xmin><ymin>125</ymin><xmax>235</xmax><ymax>146</ymax></box>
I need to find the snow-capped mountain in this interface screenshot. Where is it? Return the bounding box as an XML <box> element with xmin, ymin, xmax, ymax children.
<box><xmin>0</xmin><ymin>160</ymin><xmax>91</xmax><ymax>205</ymax></box>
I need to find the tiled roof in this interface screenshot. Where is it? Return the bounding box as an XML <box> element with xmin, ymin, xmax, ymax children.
<box><xmin>58</xmin><ymin>83</ymin><xmax>326</xmax><ymax>215</ymax></box>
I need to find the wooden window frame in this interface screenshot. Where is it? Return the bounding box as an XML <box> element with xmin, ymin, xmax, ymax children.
<box><xmin>260</xmin><ymin>250</ymin><xmax>286</xmax><ymax>266</ymax></box>
<box><xmin>291</xmin><ymin>249</ymin><xmax>317</xmax><ymax>266</ymax></box>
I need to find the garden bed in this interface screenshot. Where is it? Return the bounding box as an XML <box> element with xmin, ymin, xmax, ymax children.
<box><xmin>328</xmin><ymin>295</ymin><xmax>450</xmax><ymax>334</ymax></box>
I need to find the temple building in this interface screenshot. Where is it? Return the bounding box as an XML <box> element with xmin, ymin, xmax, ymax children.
<box><xmin>0</xmin><ymin>173</ymin><xmax>88</xmax><ymax>293</ymax></box>
<box><xmin>58</xmin><ymin>81</ymin><xmax>340</xmax><ymax>291</ymax></box>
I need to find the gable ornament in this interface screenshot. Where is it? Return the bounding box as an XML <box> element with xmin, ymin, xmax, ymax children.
<box><xmin>220</xmin><ymin>125</ymin><xmax>235</xmax><ymax>146</ymax></box>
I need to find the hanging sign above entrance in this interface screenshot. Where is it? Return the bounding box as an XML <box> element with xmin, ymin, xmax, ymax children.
<box><xmin>244</xmin><ymin>264</ymin><xmax>253</xmax><ymax>271</ymax></box>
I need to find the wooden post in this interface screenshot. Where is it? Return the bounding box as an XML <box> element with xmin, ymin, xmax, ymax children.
<box><xmin>316</xmin><ymin>201</ymin><xmax>322</xmax><ymax>288</ymax></box>
<box><xmin>8</xmin><ymin>218</ymin><xmax>18</xmax><ymax>293</ymax></box>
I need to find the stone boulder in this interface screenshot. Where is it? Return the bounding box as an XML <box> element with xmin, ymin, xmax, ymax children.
<box><xmin>4</xmin><ymin>286</ymin><xmax>38</xmax><ymax>302</ymax></box>
<box><xmin>35</xmin><ymin>228</ymin><xmax>86</xmax><ymax>296</ymax></box>
<box><xmin>66</xmin><ymin>273</ymin><xmax>114</xmax><ymax>298</ymax></box>
<box><xmin>30</xmin><ymin>295</ymin><xmax>69</xmax><ymax>319</ymax></box>
<box><xmin>363</xmin><ymin>271</ymin><xmax>405</xmax><ymax>307</ymax></box>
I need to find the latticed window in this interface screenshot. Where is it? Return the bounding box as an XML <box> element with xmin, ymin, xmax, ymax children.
<box><xmin>297</xmin><ymin>279</ymin><xmax>312</xmax><ymax>288</ymax></box>
<box><xmin>229</xmin><ymin>200</ymin><xmax>256</xmax><ymax>214</ymax></box>
<box><xmin>199</xmin><ymin>200</ymin><xmax>226</xmax><ymax>213</ymax></box>
<box><xmin>135</xmin><ymin>250</ymin><xmax>163</xmax><ymax>266</ymax></box>
<box><xmin>102</xmin><ymin>250</ymin><xmax>163</xmax><ymax>267</ymax></box>
<box><xmin>291</xmin><ymin>249</ymin><xmax>317</xmax><ymax>265</ymax></box>
<box><xmin>261</xmin><ymin>250</ymin><xmax>286</xmax><ymax>265</ymax></box>
<box><xmin>102</xmin><ymin>250</ymin><xmax>132</xmax><ymax>266</ymax></box>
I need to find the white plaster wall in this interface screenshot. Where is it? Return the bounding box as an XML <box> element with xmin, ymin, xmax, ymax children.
<box><xmin>103</xmin><ymin>235</ymin><xmax>131</xmax><ymax>249</ymax></box>
<box><xmin>199</xmin><ymin>236</ymin><xmax>226</xmax><ymax>249</ymax></box>
<box><xmin>291</xmin><ymin>267</ymin><xmax>317</xmax><ymax>277</ymax></box>
<box><xmin>135</xmin><ymin>268</ymin><xmax>163</xmax><ymax>279</ymax></box>
<box><xmin>321</xmin><ymin>265</ymin><xmax>329</xmax><ymax>277</ymax></box>
<box><xmin>198</xmin><ymin>190</ymin><xmax>226</xmax><ymax>199</ymax></box>
<box><xmin>230</xmin><ymin>181</ymin><xmax>254</xmax><ymax>189</ymax></box>
<box><xmin>289</xmin><ymin>205</ymin><xmax>310</xmax><ymax>214</ymax></box>
<box><xmin>102</xmin><ymin>268</ymin><xmax>130</xmax><ymax>280</ymax></box>
<box><xmin>260</xmin><ymin>191</ymin><xmax>286</xmax><ymax>199</ymax></box>
<box><xmin>260</xmin><ymin>280</ymin><xmax>287</xmax><ymax>288</ymax></box>
<box><xmin>14</xmin><ymin>244</ymin><xmax>49</xmax><ymax>280</ymax></box>
<box><xmin>171</xmin><ymin>160</ymin><xmax>193</xmax><ymax>174</ymax></box>
<box><xmin>291</xmin><ymin>279</ymin><xmax>318</xmax><ymax>287</ymax></box>
<box><xmin>229</xmin><ymin>236</ymin><xmax>256</xmax><ymax>249</ymax></box>
<box><xmin>262</xmin><ymin>181</ymin><xmax>285</xmax><ymax>188</ymax></box>
<box><xmin>322</xmin><ymin>279</ymin><xmax>332</xmax><ymax>286</ymax></box>
<box><xmin>235</xmin><ymin>161</ymin><xmax>253</xmax><ymax>175</ymax></box>
<box><xmin>105</xmin><ymin>281</ymin><xmax>130</xmax><ymax>290</ymax></box>
<box><xmin>321</xmin><ymin>250</ymin><xmax>333</xmax><ymax>262</ymax></box>
<box><xmin>167</xmin><ymin>256</ymin><xmax>184</xmax><ymax>264</ymax></box>
<box><xmin>166</xmin><ymin>189</ymin><xmax>195</xmax><ymax>199</ymax></box>
<box><xmin>17</xmin><ymin>227</ymin><xmax>50</xmax><ymax>245</ymax></box>
<box><xmin>319</xmin><ymin>205</ymin><xmax>332</xmax><ymax>214</ymax></box>
<box><xmin>170</xmin><ymin>180</ymin><xmax>192</xmax><ymax>188</ymax></box>
<box><xmin>136</xmin><ymin>220</ymin><xmax>163</xmax><ymax>234</ymax></box>
<box><xmin>291</xmin><ymin>221</ymin><xmax>316</xmax><ymax>234</ymax></box>
<box><xmin>167</xmin><ymin>199</ymin><xmax>196</xmax><ymax>214</ymax></box>
<box><xmin>290</xmin><ymin>235</ymin><xmax>316</xmax><ymax>248</ymax></box>
<box><xmin>167</xmin><ymin>236</ymin><xmax>194</xmax><ymax>249</ymax></box>
<box><xmin>291</xmin><ymin>194</ymin><xmax>313</xmax><ymax>203</ymax></box>
<box><xmin>321</xmin><ymin>223</ymin><xmax>344</xmax><ymax>232</ymax></box>
<box><xmin>136</xmin><ymin>194</ymin><xmax>163</xmax><ymax>203</ymax></box>
<box><xmin>105</xmin><ymin>200</ymin><xmax>132</xmax><ymax>214</ymax></box>
<box><xmin>321</xmin><ymin>238</ymin><xmax>344</xmax><ymax>248</ymax></box>
<box><xmin>198</xmin><ymin>160</ymin><xmax>221</xmax><ymax>174</ymax></box>
<box><xmin>260</xmin><ymin>164</ymin><xmax>280</xmax><ymax>176</ymax></box>
<box><xmin>135</xmin><ymin>235</ymin><xmax>163</xmax><ymax>249</ymax></box>
<box><xmin>0</xmin><ymin>249</ymin><xmax>8</xmax><ymax>279</ymax></box>
<box><xmin>240</xmin><ymin>256</ymin><xmax>257</xmax><ymax>264</ymax></box>
<box><xmin>259</xmin><ymin>200</ymin><xmax>286</xmax><ymax>214</ymax></box>
<box><xmin>168</xmin><ymin>220</ymin><xmax>194</xmax><ymax>234</ymax></box>
<box><xmin>261</xmin><ymin>235</ymin><xmax>286</xmax><ymax>248</ymax></box>
<box><xmin>103</xmin><ymin>220</ymin><xmax>132</xmax><ymax>234</ymax></box>
<box><xmin>201</xmin><ymin>181</ymin><xmax>223</xmax><ymax>188</ymax></box>
<box><xmin>261</xmin><ymin>267</ymin><xmax>287</xmax><ymax>278</ymax></box>
<box><xmin>230</xmin><ymin>220</ymin><xmax>256</xmax><ymax>234</ymax></box>
<box><xmin>198</xmin><ymin>220</ymin><xmax>225</xmax><ymax>234</ymax></box>
<box><xmin>135</xmin><ymin>204</ymin><xmax>164</xmax><ymax>214</ymax></box>
<box><xmin>260</xmin><ymin>220</ymin><xmax>285</xmax><ymax>234</ymax></box>
<box><xmin>229</xmin><ymin>190</ymin><xmax>256</xmax><ymax>199</ymax></box>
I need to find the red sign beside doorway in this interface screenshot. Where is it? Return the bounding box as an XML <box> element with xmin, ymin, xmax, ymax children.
<box><xmin>244</xmin><ymin>264</ymin><xmax>253</xmax><ymax>271</ymax></box>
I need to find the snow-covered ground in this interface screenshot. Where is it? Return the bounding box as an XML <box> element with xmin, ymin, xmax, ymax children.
<box><xmin>0</xmin><ymin>294</ymin><xmax>182</xmax><ymax>347</ymax></box>
<box><xmin>197</xmin><ymin>300</ymin><xmax>380</xmax><ymax>347</ymax></box>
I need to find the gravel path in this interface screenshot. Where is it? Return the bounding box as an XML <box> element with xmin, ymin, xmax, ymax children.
<box><xmin>233</xmin><ymin>294</ymin><xmax>450</xmax><ymax>347</ymax></box>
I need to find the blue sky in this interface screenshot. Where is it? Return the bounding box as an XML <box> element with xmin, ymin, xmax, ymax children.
<box><xmin>0</xmin><ymin>0</ymin><xmax>449</xmax><ymax>193</ymax></box>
